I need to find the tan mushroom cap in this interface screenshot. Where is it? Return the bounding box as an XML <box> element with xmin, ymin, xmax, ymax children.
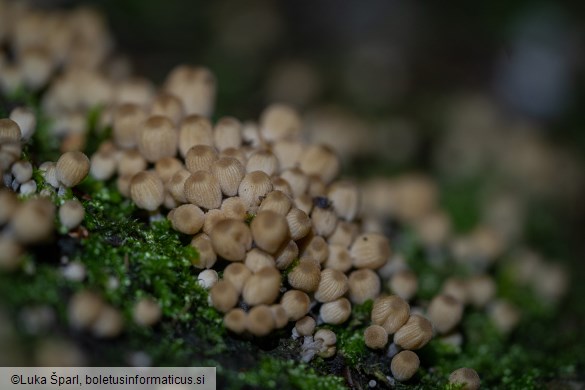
<box><xmin>246</xmin><ymin>150</ymin><xmax>279</xmax><ymax>176</ymax></box>
<box><xmin>212</xmin><ymin>157</ymin><xmax>245</xmax><ymax>197</ymax></box>
<box><xmin>223</xmin><ymin>263</ymin><xmax>252</xmax><ymax>293</ymax></box>
<box><xmin>259</xmin><ymin>103</ymin><xmax>301</xmax><ymax>142</ymax></box>
<box><xmin>280</xmin><ymin>289</ymin><xmax>310</xmax><ymax>321</ymax></box>
<box><xmin>295</xmin><ymin>316</ymin><xmax>316</xmax><ymax>336</ymax></box>
<box><xmin>350</xmin><ymin>233</ymin><xmax>391</xmax><ymax>269</ymax></box>
<box><xmin>391</xmin><ymin>350</ymin><xmax>420</xmax><ymax>382</ymax></box>
<box><xmin>319</xmin><ymin>297</ymin><xmax>351</xmax><ymax>325</ymax></box>
<box><xmin>137</xmin><ymin>115</ymin><xmax>178</xmax><ymax>162</ymax></box>
<box><xmin>210</xmin><ymin>219</ymin><xmax>252</xmax><ymax>261</ymax></box>
<box><xmin>11</xmin><ymin>197</ymin><xmax>56</xmax><ymax>244</ymax></box>
<box><xmin>393</xmin><ymin>314</ymin><xmax>433</xmax><ymax>350</ymax></box>
<box><xmin>59</xmin><ymin>199</ymin><xmax>85</xmax><ymax>230</ymax></box>
<box><xmin>427</xmin><ymin>294</ymin><xmax>464</xmax><ymax>334</ymax></box>
<box><xmin>184</xmin><ymin>170</ymin><xmax>222</xmax><ymax>210</ymax></box>
<box><xmin>132</xmin><ymin>298</ymin><xmax>162</xmax><ymax>327</ymax></box>
<box><xmin>209</xmin><ymin>280</ymin><xmax>239</xmax><ymax>313</ymax></box>
<box><xmin>364</xmin><ymin>325</ymin><xmax>389</xmax><ymax>350</ymax></box>
<box><xmin>242</xmin><ymin>266</ymin><xmax>281</xmax><ymax>306</ymax></box>
<box><xmin>448</xmin><ymin>367</ymin><xmax>481</xmax><ymax>390</ymax></box>
<box><xmin>246</xmin><ymin>304</ymin><xmax>275</xmax><ymax>337</ymax></box>
<box><xmin>178</xmin><ymin>115</ymin><xmax>213</xmax><ymax>157</ymax></box>
<box><xmin>258</xmin><ymin>190</ymin><xmax>292</xmax><ymax>216</ymax></box>
<box><xmin>168</xmin><ymin>204</ymin><xmax>204</xmax><ymax>235</ymax></box>
<box><xmin>56</xmin><ymin>151</ymin><xmax>90</xmax><ymax>187</ymax></box>
<box><xmin>250</xmin><ymin>210</ymin><xmax>290</xmax><ymax>254</ymax></box>
<box><xmin>348</xmin><ymin>269</ymin><xmax>381</xmax><ymax>304</ymax></box>
<box><xmin>274</xmin><ymin>240</ymin><xmax>299</xmax><ymax>270</ymax></box>
<box><xmin>286</xmin><ymin>208</ymin><xmax>312</xmax><ymax>241</ymax></box>
<box><xmin>223</xmin><ymin>308</ymin><xmax>247</xmax><ymax>334</ymax></box>
<box><xmin>299</xmin><ymin>144</ymin><xmax>340</xmax><ymax>184</ymax></box>
<box><xmin>130</xmin><ymin>171</ymin><xmax>164</xmax><ymax>211</ymax></box>
<box><xmin>238</xmin><ymin>171</ymin><xmax>273</xmax><ymax>210</ymax></box>
<box><xmin>0</xmin><ymin>118</ymin><xmax>22</xmax><ymax>141</ymax></box>
<box><xmin>371</xmin><ymin>295</ymin><xmax>410</xmax><ymax>334</ymax></box>
<box><xmin>244</xmin><ymin>248</ymin><xmax>275</xmax><ymax>273</ymax></box>
<box><xmin>389</xmin><ymin>270</ymin><xmax>419</xmax><ymax>301</ymax></box>
<box><xmin>288</xmin><ymin>261</ymin><xmax>321</xmax><ymax>293</ymax></box>
<box><xmin>185</xmin><ymin>144</ymin><xmax>218</xmax><ymax>173</ymax></box>
<box><xmin>314</xmin><ymin>268</ymin><xmax>348</xmax><ymax>303</ymax></box>
<box><xmin>190</xmin><ymin>233</ymin><xmax>217</xmax><ymax>269</ymax></box>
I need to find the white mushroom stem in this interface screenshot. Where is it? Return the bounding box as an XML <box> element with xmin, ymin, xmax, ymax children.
<box><xmin>300</xmin><ymin>335</ymin><xmax>325</xmax><ymax>363</ymax></box>
<box><xmin>386</xmin><ymin>342</ymin><xmax>402</xmax><ymax>358</ymax></box>
<box><xmin>291</xmin><ymin>327</ymin><xmax>301</xmax><ymax>340</ymax></box>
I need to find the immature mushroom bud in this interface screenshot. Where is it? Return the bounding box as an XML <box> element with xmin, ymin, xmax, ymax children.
<box><xmin>223</xmin><ymin>263</ymin><xmax>252</xmax><ymax>293</ymax></box>
<box><xmin>11</xmin><ymin>160</ymin><xmax>33</xmax><ymax>184</ymax></box>
<box><xmin>59</xmin><ymin>199</ymin><xmax>85</xmax><ymax>230</ymax></box>
<box><xmin>350</xmin><ymin>233</ymin><xmax>391</xmax><ymax>269</ymax></box>
<box><xmin>221</xmin><ymin>147</ymin><xmax>247</xmax><ymax>167</ymax></box>
<box><xmin>258</xmin><ymin>190</ymin><xmax>291</xmax><ymax>215</ymax></box>
<box><xmin>467</xmin><ymin>274</ymin><xmax>496</xmax><ymax>308</ymax></box>
<box><xmin>185</xmin><ymin>145</ymin><xmax>217</xmax><ymax>174</ymax></box>
<box><xmin>112</xmin><ymin>103</ymin><xmax>146</xmax><ymax>149</ymax></box>
<box><xmin>391</xmin><ymin>350</ymin><xmax>420</xmax><ymax>382</ymax></box>
<box><xmin>221</xmin><ymin>196</ymin><xmax>247</xmax><ymax>220</ymax></box>
<box><xmin>11</xmin><ymin>198</ymin><xmax>55</xmax><ymax>244</ymax></box>
<box><xmin>244</xmin><ymin>248</ymin><xmax>275</xmax><ymax>273</ymax></box>
<box><xmin>214</xmin><ymin>117</ymin><xmax>242</xmax><ymax>151</ymax></box>
<box><xmin>281</xmin><ymin>168</ymin><xmax>309</xmax><ymax>197</ymax></box>
<box><xmin>314</xmin><ymin>328</ymin><xmax>337</xmax><ymax>358</ymax></box>
<box><xmin>311</xmin><ymin>207</ymin><xmax>338</xmax><ymax>237</ymax></box>
<box><xmin>260</xmin><ymin>103</ymin><xmax>301</xmax><ymax>142</ymax></box>
<box><xmin>394</xmin><ymin>314</ymin><xmax>434</xmax><ymax>350</ymax></box>
<box><xmin>190</xmin><ymin>233</ymin><xmax>217</xmax><ymax>269</ymax></box>
<box><xmin>238</xmin><ymin>171</ymin><xmax>273</xmax><ymax>211</ymax></box>
<box><xmin>118</xmin><ymin>150</ymin><xmax>147</xmax><ymax>176</ymax></box>
<box><xmin>166</xmin><ymin>169</ymin><xmax>190</xmax><ymax>203</ymax></box>
<box><xmin>364</xmin><ymin>325</ymin><xmax>388</xmax><ymax>350</ymax></box>
<box><xmin>184</xmin><ymin>170</ymin><xmax>222</xmax><ymax>210</ymax></box>
<box><xmin>274</xmin><ymin>240</ymin><xmax>299</xmax><ymax>271</ymax></box>
<box><xmin>0</xmin><ymin>140</ymin><xmax>22</xmax><ymax>171</ymax></box>
<box><xmin>286</xmin><ymin>208</ymin><xmax>312</xmax><ymax>241</ymax></box>
<box><xmin>348</xmin><ymin>269</ymin><xmax>381</xmax><ymax>304</ymax></box>
<box><xmin>9</xmin><ymin>107</ymin><xmax>36</xmax><ymax>140</ymax></box>
<box><xmin>56</xmin><ymin>151</ymin><xmax>90</xmax><ymax>187</ymax></box>
<box><xmin>449</xmin><ymin>368</ymin><xmax>481</xmax><ymax>390</ymax></box>
<box><xmin>130</xmin><ymin>171</ymin><xmax>164</xmax><ymax>211</ymax></box>
<box><xmin>251</xmin><ymin>211</ymin><xmax>290</xmax><ymax>254</ymax></box>
<box><xmin>68</xmin><ymin>291</ymin><xmax>104</xmax><ymax>330</ymax></box>
<box><xmin>389</xmin><ymin>270</ymin><xmax>419</xmax><ymax>301</ymax></box>
<box><xmin>325</xmin><ymin>245</ymin><xmax>353</xmax><ymax>273</ymax></box>
<box><xmin>168</xmin><ymin>204</ymin><xmax>204</xmax><ymax>235</ymax></box>
<box><xmin>178</xmin><ymin>115</ymin><xmax>213</xmax><ymax>157</ymax></box>
<box><xmin>308</xmin><ymin>175</ymin><xmax>327</xmax><ymax>197</ymax></box>
<box><xmin>224</xmin><ymin>308</ymin><xmax>247</xmax><ymax>334</ymax></box>
<box><xmin>197</xmin><ymin>269</ymin><xmax>219</xmax><ymax>289</ymax></box>
<box><xmin>299</xmin><ymin>144</ymin><xmax>340</xmax><ymax>184</ymax></box>
<box><xmin>280</xmin><ymin>290</ymin><xmax>311</xmax><ymax>321</ymax></box>
<box><xmin>246</xmin><ymin>150</ymin><xmax>279</xmax><ymax>176</ymax></box>
<box><xmin>327</xmin><ymin>181</ymin><xmax>360</xmax><ymax>221</ymax></box>
<box><xmin>155</xmin><ymin>157</ymin><xmax>183</xmax><ymax>183</ymax></box>
<box><xmin>287</xmin><ymin>261</ymin><xmax>321</xmax><ymax>294</ymax></box>
<box><xmin>211</xmin><ymin>157</ymin><xmax>245</xmax><ymax>197</ymax></box>
<box><xmin>132</xmin><ymin>298</ymin><xmax>162</xmax><ymax>327</ymax></box>
<box><xmin>371</xmin><ymin>295</ymin><xmax>410</xmax><ymax>334</ymax></box>
<box><xmin>242</xmin><ymin>266</ymin><xmax>281</xmax><ymax>306</ymax></box>
<box><xmin>314</xmin><ymin>269</ymin><xmax>349</xmax><ymax>303</ymax></box>
<box><xmin>319</xmin><ymin>297</ymin><xmax>351</xmax><ymax>325</ymax></box>
<box><xmin>246</xmin><ymin>305</ymin><xmax>275</xmax><ymax>337</ymax></box>
<box><xmin>150</xmin><ymin>92</ymin><xmax>184</xmax><ymax>125</ymax></box>
<box><xmin>295</xmin><ymin>316</ymin><xmax>316</xmax><ymax>337</ymax></box>
<box><xmin>427</xmin><ymin>294</ymin><xmax>464</xmax><ymax>334</ymax></box>
<box><xmin>209</xmin><ymin>280</ymin><xmax>239</xmax><ymax>313</ymax></box>
<box><xmin>137</xmin><ymin>115</ymin><xmax>178</xmax><ymax>162</ymax></box>
<box><xmin>210</xmin><ymin>219</ymin><xmax>252</xmax><ymax>261</ymax></box>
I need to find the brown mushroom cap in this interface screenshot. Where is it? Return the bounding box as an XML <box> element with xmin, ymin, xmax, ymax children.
<box><xmin>259</xmin><ymin>103</ymin><xmax>301</xmax><ymax>142</ymax></box>
<box><xmin>348</xmin><ymin>269</ymin><xmax>381</xmax><ymax>304</ymax></box>
<box><xmin>389</xmin><ymin>270</ymin><xmax>419</xmax><ymax>301</ymax></box>
<box><xmin>59</xmin><ymin>199</ymin><xmax>85</xmax><ymax>230</ymax></box>
<box><xmin>371</xmin><ymin>295</ymin><xmax>410</xmax><ymax>334</ymax></box>
<box><xmin>0</xmin><ymin>118</ymin><xmax>22</xmax><ymax>141</ymax></box>
<box><xmin>223</xmin><ymin>263</ymin><xmax>252</xmax><ymax>293</ymax></box>
<box><xmin>280</xmin><ymin>289</ymin><xmax>310</xmax><ymax>321</ymax></box>
<box><xmin>56</xmin><ymin>151</ymin><xmax>90</xmax><ymax>187</ymax></box>
<box><xmin>185</xmin><ymin>144</ymin><xmax>218</xmax><ymax>173</ymax></box>
<box><xmin>11</xmin><ymin>197</ymin><xmax>55</xmax><ymax>244</ymax></box>
<box><xmin>209</xmin><ymin>280</ymin><xmax>239</xmax><ymax>313</ymax></box>
<box><xmin>364</xmin><ymin>324</ymin><xmax>389</xmax><ymax>350</ymax></box>
<box><xmin>238</xmin><ymin>171</ymin><xmax>273</xmax><ymax>210</ymax></box>
<box><xmin>319</xmin><ymin>297</ymin><xmax>351</xmax><ymax>325</ymax></box>
<box><xmin>168</xmin><ymin>204</ymin><xmax>204</xmax><ymax>235</ymax></box>
<box><xmin>393</xmin><ymin>314</ymin><xmax>434</xmax><ymax>350</ymax></box>
<box><xmin>427</xmin><ymin>294</ymin><xmax>464</xmax><ymax>334</ymax></box>
<box><xmin>288</xmin><ymin>261</ymin><xmax>321</xmax><ymax>293</ymax></box>
<box><xmin>184</xmin><ymin>170</ymin><xmax>222</xmax><ymax>210</ymax></box>
<box><xmin>295</xmin><ymin>316</ymin><xmax>316</xmax><ymax>336</ymax></box>
<box><xmin>178</xmin><ymin>115</ymin><xmax>213</xmax><ymax>157</ymax></box>
<box><xmin>130</xmin><ymin>171</ymin><xmax>164</xmax><ymax>211</ymax></box>
<box><xmin>391</xmin><ymin>350</ymin><xmax>420</xmax><ymax>382</ymax></box>
<box><xmin>137</xmin><ymin>115</ymin><xmax>178</xmax><ymax>162</ymax></box>
<box><xmin>314</xmin><ymin>268</ymin><xmax>349</xmax><ymax>303</ymax></box>
<box><xmin>251</xmin><ymin>210</ymin><xmax>290</xmax><ymax>254</ymax></box>
<box><xmin>223</xmin><ymin>308</ymin><xmax>247</xmax><ymax>334</ymax></box>
<box><xmin>350</xmin><ymin>233</ymin><xmax>391</xmax><ymax>269</ymax></box>
<box><xmin>132</xmin><ymin>298</ymin><xmax>162</xmax><ymax>327</ymax></box>
<box><xmin>190</xmin><ymin>233</ymin><xmax>217</xmax><ymax>269</ymax></box>
<box><xmin>210</xmin><ymin>219</ymin><xmax>252</xmax><ymax>261</ymax></box>
<box><xmin>212</xmin><ymin>157</ymin><xmax>245</xmax><ymax>197</ymax></box>
<box><xmin>448</xmin><ymin>367</ymin><xmax>481</xmax><ymax>390</ymax></box>
<box><xmin>246</xmin><ymin>304</ymin><xmax>275</xmax><ymax>337</ymax></box>
<box><xmin>242</xmin><ymin>266</ymin><xmax>281</xmax><ymax>306</ymax></box>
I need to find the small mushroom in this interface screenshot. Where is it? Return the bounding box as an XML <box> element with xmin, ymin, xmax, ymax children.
<box><xmin>280</xmin><ymin>290</ymin><xmax>311</xmax><ymax>321</ymax></box>
<box><xmin>427</xmin><ymin>294</ymin><xmax>464</xmax><ymax>334</ymax></box>
<box><xmin>371</xmin><ymin>295</ymin><xmax>410</xmax><ymax>334</ymax></box>
<box><xmin>348</xmin><ymin>269</ymin><xmax>381</xmax><ymax>304</ymax></box>
<box><xmin>59</xmin><ymin>199</ymin><xmax>85</xmax><ymax>230</ymax></box>
<box><xmin>210</xmin><ymin>219</ymin><xmax>252</xmax><ymax>261</ymax></box>
<box><xmin>184</xmin><ymin>170</ymin><xmax>222</xmax><ymax>210</ymax></box>
<box><xmin>242</xmin><ymin>266</ymin><xmax>281</xmax><ymax>306</ymax></box>
<box><xmin>130</xmin><ymin>171</ymin><xmax>164</xmax><ymax>211</ymax></box>
<box><xmin>224</xmin><ymin>308</ymin><xmax>247</xmax><ymax>334</ymax></box>
<box><xmin>391</xmin><ymin>350</ymin><xmax>420</xmax><ymax>382</ymax></box>
<box><xmin>246</xmin><ymin>305</ymin><xmax>275</xmax><ymax>337</ymax></box>
<box><xmin>364</xmin><ymin>325</ymin><xmax>388</xmax><ymax>350</ymax></box>
<box><xmin>209</xmin><ymin>280</ymin><xmax>239</xmax><ymax>313</ymax></box>
<box><xmin>250</xmin><ymin>210</ymin><xmax>289</xmax><ymax>254</ymax></box>
<box><xmin>137</xmin><ymin>115</ymin><xmax>178</xmax><ymax>162</ymax></box>
<box><xmin>56</xmin><ymin>151</ymin><xmax>90</xmax><ymax>187</ymax></box>
<box><xmin>393</xmin><ymin>314</ymin><xmax>433</xmax><ymax>350</ymax></box>
<box><xmin>132</xmin><ymin>298</ymin><xmax>162</xmax><ymax>327</ymax></box>
<box><xmin>314</xmin><ymin>269</ymin><xmax>348</xmax><ymax>303</ymax></box>
<box><xmin>448</xmin><ymin>368</ymin><xmax>480</xmax><ymax>390</ymax></box>
<box><xmin>319</xmin><ymin>297</ymin><xmax>351</xmax><ymax>325</ymax></box>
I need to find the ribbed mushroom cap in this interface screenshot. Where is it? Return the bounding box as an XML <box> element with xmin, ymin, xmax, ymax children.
<box><xmin>190</xmin><ymin>233</ymin><xmax>217</xmax><ymax>269</ymax></box>
<box><xmin>56</xmin><ymin>151</ymin><xmax>90</xmax><ymax>187</ymax></box>
<box><xmin>0</xmin><ymin>140</ymin><xmax>22</xmax><ymax>171</ymax></box>
<box><xmin>166</xmin><ymin>169</ymin><xmax>190</xmax><ymax>203</ymax></box>
<box><xmin>328</xmin><ymin>221</ymin><xmax>359</xmax><ymax>247</ymax></box>
<box><xmin>211</xmin><ymin>157</ymin><xmax>245</xmax><ymax>196</ymax></box>
<box><xmin>244</xmin><ymin>248</ymin><xmax>275</xmax><ymax>273</ymax></box>
<box><xmin>0</xmin><ymin>118</ymin><xmax>22</xmax><ymax>141</ymax></box>
<box><xmin>203</xmin><ymin>209</ymin><xmax>226</xmax><ymax>236</ymax></box>
<box><xmin>11</xmin><ymin>197</ymin><xmax>55</xmax><ymax>244</ymax></box>
<box><xmin>118</xmin><ymin>149</ymin><xmax>147</xmax><ymax>176</ymax></box>
<box><xmin>286</xmin><ymin>208</ymin><xmax>312</xmax><ymax>241</ymax></box>
<box><xmin>324</xmin><ymin>245</ymin><xmax>352</xmax><ymax>273</ymax></box>
<box><xmin>371</xmin><ymin>295</ymin><xmax>410</xmax><ymax>334</ymax></box>
<box><xmin>59</xmin><ymin>199</ymin><xmax>85</xmax><ymax>230</ymax></box>
<box><xmin>185</xmin><ymin>145</ymin><xmax>218</xmax><ymax>173</ymax></box>
<box><xmin>350</xmin><ymin>233</ymin><xmax>391</xmax><ymax>269</ymax></box>
<box><xmin>112</xmin><ymin>103</ymin><xmax>146</xmax><ymax>149</ymax></box>
<box><xmin>348</xmin><ymin>269</ymin><xmax>381</xmax><ymax>304</ymax></box>
<box><xmin>272</xmin><ymin>139</ymin><xmax>303</xmax><ymax>171</ymax></box>
<box><xmin>130</xmin><ymin>171</ymin><xmax>164</xmax><ymax>211</ymax></box>
<box><xmin>251</xmin><ymin>210</ymin><xmax>289</xmax><ymax>254</ymax></box>
<box><xmin>224</xmin><ymin>308</ymin><xmax>247</xmax><ymax>334</ymax></box>
<box><xmin>220</xmin><ymin>196</ymin><xmax>247</xmax><ymax>221</ymax></box>
<box><xmin>9</xmin><ymin>107</ymin><xmax>36</xmax><ymax>140</ymax></box>
<box><xmin>391</xmin><ymin>350</ymin><xmax>420</xmax><ymax>382</ymax></box>
<box><xmin>90</xmin><ymin>150</ymin><xmax>117</xmax><ymax>181</ymax></box>
<box><xmin>163</xmin><ymin>65</ymin><xmax>216</xmax><ymax>117</ymax></box>
<box><xmin>320</xmin><ymin>297</ymin><xmax>351</xmax><ymax>325</ymax></box>
<box><xmin>293</xmin><ymin>194</ymin><xmax>313</xmax><ymax>215</ymax></box>
<box><xmin>300</xmin><ymin>235</ymin><xmax>329</xmax><ymax>265</ymax></box>
<box><xmin>132</xmin><ymin>298</ymin><xmax>162</xmax><ymax>327</ymax></box>
<box><xmin>299</xmin><ymin>144</ymin><xmax>340</xmax><ymax>184</ymax></box>
<box><xmin>220</xmin><ymin>147</ymin><xmax>247</xmax><ymax>167</ymax></box>
<box><xmin>168</xmin><ymin>204</ymin><xmax>204</xmax><ymax>235</ymax></box>
<box><xmin>314</xmin><ymin>269</ymin><xmax>348</xmax><ymax>303</ymax></box>
<box><xmin>274</xmin><ymin>240</ymin><xmax>298</xmax><ymax>270</ymax></box>
<box><xmin>178</xmin><ymin>115</ymin><xmax>213</xmax><ymax>157</ymax></box>
<box><xmin>280</xmin><ymin>289</ymin><xmax>310</xmax><ymax>321</ymax></box>
<box><xmin>214</xmin><ymin>116</ymin><xmax>242</xmax><ymax>151</ymax></box>
<box><xmin>314</xmin><ymin>328</ymin><xmax>337</xmax><ymax>347</ymax></box>
<box><xmin>155</xmin><ymin>157</ymin><xmax>183</xmax><ymax>183</ymax></box>
<box><xmin>271</xmin><ymin>304</ymin><xmax>289</xmax><ymax>329</ymax></box>
<box><xmin>295</xmin><ymin>316</ymin><xmax>316</xmax><ymax>337</ymax></box>
<box><xmin>280</xmin><ymin>168</ymin><xmax>309</xmax><ymax>197</ymax></box>
<box><xmin>364</xmin><ymin>325</ymin><xmax>389</xmax><ymax>349</ymax></box>
<box><xmin>327</xmin><ymin>180</ymin><xmax>360</xmax><ymax>221</ymax></box>
<box><xmin>259</xmin><ymin>103</ymin><xmax>301</xmax><ymax>142</ymax></box>
<box><xmin>394</xmin><ymin>314</ymin><xmax>433</xmax><ymax>350</ymax></box>
<box><xmin>246</xmin><ymin>305</ymin><xmax>275</xmax><ymax>337</ymax></box>
<box><xmin>288</xmin><ymin>261</ymin><xmax>321</xmax><ymax>293</ymax></box>
<box><xmin>427</xmin><ymin>294</ymin><xmax>464</xmax><ymax>334</ymax></box>
<box><xmin>389</xmin><ymin>270</ymin><xmax>419</xmax><ymax>301</ymax></box>
<box><xmin>242</xmin><ymin>266</ymin><xmax>281</xmax><ymax>306</ymax></box>
<box><xmin>246</xmin><ymin>150</ymin><xmax>279</xmax><ymax>176</ymax></box>
<box><xmin>210</xmin><ymin>219</ymin><xmax>252</xmax><ymax>261</ymax></box>
<box><xmin>258</xmin><ymin>190</ymin><xmax>292</xmax><ymax>215</ymax></box>
<box><xmin>271</xmin><ymin>176</ymin><xmax>293</xmax><ymax>198</ymax></box>
<box><xmin>223</xmin><ymin>263</ymin><xmax>252</xmax><ymax>293</ymax></box>
<box><xmin>238</xmin><ymin>171</ymin><xmax>273</xmax><ymax>210</ymax></box>
<box><xmin>310</xmin><ymin>207</ymin><xmax>338</xmax><ymax>237</ymax></box>
<box><xmin>467</xmin><ymin>274</ymin><xmax>496</xmax><ymax>308</ymax></box>
<box><xmin>184</xmin><ymin>170</ymin><xmax>222</xmax><ymax>210</ymax></box>
<box><xmin>448</xmin><ymin>368</ymin><xmax>481</xmax><ymax>390</ymax></box>
<box><xmin>137</xmin><ymin>115</ymin><xmax>177</xmax><ymax>162</ymax></box>
<box><xmin>150</xmin><ymin>92</ymin><xmax>184</xmax><ymax>125</ymax></box>
<box><xmin>68</xmin><ymin>290</ymin><xmax>104</xmax><ymax>330</ymax></box>
<box><xmin>209</xmin><ymin>280</ymin><xmax>239</xmax><ymax>313</ymax></box>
